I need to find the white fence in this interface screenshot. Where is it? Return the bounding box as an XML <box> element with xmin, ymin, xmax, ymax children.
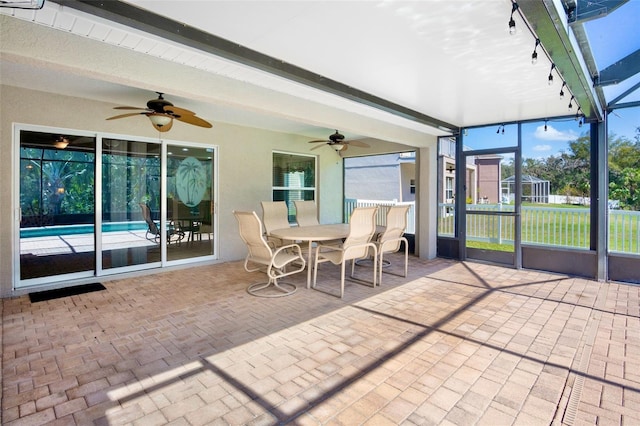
<box><xmin>344</xmin><ymin>199</ymin><xmax>415</xmax><ymax>234</ymax></box>
<box><xmin>438</xmin><ymin>203</ymin><xmax>640</xmax><ymax>254</ymax></box>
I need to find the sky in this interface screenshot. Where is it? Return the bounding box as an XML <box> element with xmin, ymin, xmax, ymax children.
<box><xmin>463</xmin><ymin>109</ymin><xmax>638</xmax><ymax>161</ymax></box>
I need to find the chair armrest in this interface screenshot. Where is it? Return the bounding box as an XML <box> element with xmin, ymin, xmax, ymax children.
<box><xmin>343</xmin><ymin>242</ymin><xmax>377</xmax><ymax>260</ymax></box>
<box><xmin>275</xmin><ymin>243</ymin><xmax>303</xmax><ymax>257</ymax></box>
<box><xmin>273</xmin><ymin>243</ymin><xmax>306</xmax><ymax>270</ymax></box>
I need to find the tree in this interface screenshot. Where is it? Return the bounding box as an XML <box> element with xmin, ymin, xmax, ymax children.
<box><xmin>608</xmin><ymin>131</ymin><xmax>640</xmax><ymax>210</ymax></box>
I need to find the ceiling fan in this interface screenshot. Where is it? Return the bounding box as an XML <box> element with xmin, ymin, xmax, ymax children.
<box><xmin>308</xmin><ymin>130</ymin><xmax>370</xmax><ymax>152</ymax></box>
<box><xmin>106</xmin><ymin>92</ymin><xmax>213</xmax><ymax>132</ymax></box>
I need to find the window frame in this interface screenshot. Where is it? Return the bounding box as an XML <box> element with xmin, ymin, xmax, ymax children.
<box><xmin>272</xmin><ymin>151</ymin><xmax>317</xmax><ymax>223</ymax></box>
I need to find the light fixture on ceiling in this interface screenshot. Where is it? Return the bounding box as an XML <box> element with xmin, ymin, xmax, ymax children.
<box><xmin>559</xmin><ymin>82</ymin><xmax>566</xmax><ymax>99</ymax></box>
<box><xmin>508</xmin><ymin>1</ymin><xmax>519</xmax><ymax>35</ymax></box>
<box><xmin>0</xmin><ymin>0</ymin><xmax>45</xmax><ymax>9</ymax></box>
<box><xmin>333</xmin><ymin>143</ymin><xmax>346</xmax><ymax>152</ymax></box>
<box><xmin>568</xmin><ymin>95</ymin><xmax>575</xmax><ymax>110</ymax></box>
<box><xmin>148</xmin><ymin>113</ymin><xmax>173</xmax><ymax>132</ymax></box>
<box><xmin>548</xmin><ymin>64</ymin><xmax>556</xmax><ymax>85</ymax></box>
<box><xmin>531</xmin><ymin>39</ymin><xmax>540</xmax><ymax>64</ymax></box>
<box><xmin>54</xmin><ymin>136</ymin><xmax>69</xmax><ymax>149</ymax></box>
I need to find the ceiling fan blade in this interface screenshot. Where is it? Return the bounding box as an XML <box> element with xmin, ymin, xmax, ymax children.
<box><xmin>175</xmin><ymin>114</ymin><xmax>213</xmax><ymax>128</ymax></box>
<box><xmin>347</xmin><ymin>140</ymin><xmax>370</xmax><ymax>148</ymax></box>
<box><xmin>310</xmin><ymin>144</ymin><xmax>326</xmax><ymax>151</ymax></box>
<box><xmin>308</xmin><ymin>140</ymin><xmax>328</xmax><ymax>144</ymax></box>
<box><xmin>341</xmin><ymin>143</ymin><xmax>349</xmax><ymax>151</ymax></box>
<box><xmin>106</xmin><ymin>112</ymin><xmax>144</xmax><ymax>120</ymax></box>
<box><xmin>113</xmin><ymin>106</ymin><xmax>148</xmax><ymax>111</ymax></box>
<box><xmin>164</xmin><ymin>105</ymin><xmax>196</xmax><ymax>116</ymax></box>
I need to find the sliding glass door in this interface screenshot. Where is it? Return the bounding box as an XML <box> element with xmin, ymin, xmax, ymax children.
<box><xmin>166</xmin><ymin>143</ymin><xmax>215</xmax><ymax>261</ymax></box>
<box><xmin>17</xmin><ymin>126</ymin><xmax>217</xmax><ymax>288</ymax></box>
<box><xmin>18</xmin><ymin>130</ymin><xmax>97</xmax><ymax>282</ymax></box>
<box><xmin>101</xmin><ymin>138</ymin><xmax>162</xmax><ymax>270</ymax></box>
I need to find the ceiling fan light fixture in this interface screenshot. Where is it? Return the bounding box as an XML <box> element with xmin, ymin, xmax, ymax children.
<box><xmin>333</xmin><ymin>144</ymin><xmax>346</xmax><ymax>151</ymax></box>
<box><xmin>54</xmin><ymin>136</ymin><xmax>69</xmax><ymax>149</ymax></box>
<box><xmin>148</xmin><ymin>113</ymin><xmax>173</xmax><ymax>130</ymax></box>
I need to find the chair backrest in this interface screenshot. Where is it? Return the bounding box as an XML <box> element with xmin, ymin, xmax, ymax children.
<box><xmin>261</xmin><ymin>201</ymin><xmax>291</xmax><ymax>235</ymax></box>
<box><xmin>234</xmin><ymin>211</ymin><xmax>273</xmax><ymax>263</ymax></box>
<box><xmin>139</xmin><ymin>203</ymin><xmax>159</xmax><ymax>235</ymax></box>
<box><xmin>294</xmin><ymin>200</ymin><xmax>320</xmax><ymax>227</ymax></box>
<box><xmin>343</xmin><ymin>206</ymin><xmax>377</xmax><ymax>259</ymax></box>
<box><xmin>379</xmin><ymin>205</ymin><xmax>410</xmax><ymax>251</ymax></box>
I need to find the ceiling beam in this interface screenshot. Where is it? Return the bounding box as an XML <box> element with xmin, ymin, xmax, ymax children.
<box><xmin>597</xmin><ymin>49</ymin><xmax>640</xmax><ymax>86</ymax></box>
<box><xmin>565</xmin><ymin>0</ymin><xmax>629</xmax><ymax>23</ymax></box>
<box><xmin>52</xmin><ymin>0</ymin><xmax>458</xmax><ymax>134</ymax></box>
<box><xmin>519</xmin><ymin>0</ymin><xmax>603</xmax><ymax>120</ymax></box>
<box><xmin>607</xmin><ymin>80</ymin><xmax>640</xmax><ymax>110</ymax></box>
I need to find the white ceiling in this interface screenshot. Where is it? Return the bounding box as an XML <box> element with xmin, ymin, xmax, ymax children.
<box><xmin>0</xmin><ymin>0</ymin><xmax>587</xmax><ymax>147</ymax></box>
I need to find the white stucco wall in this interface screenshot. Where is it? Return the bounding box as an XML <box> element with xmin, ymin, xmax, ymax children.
<box><xmin>0</xmin><ymin>85</ymin><xmax>343</xmax><ymax>297</ymax></box>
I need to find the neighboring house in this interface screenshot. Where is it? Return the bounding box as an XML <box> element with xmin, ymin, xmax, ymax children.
<box><xmin>437</xmin><ymin>139</ymin><xmax>507</xmax><ymax>206</ymax></box>
<box><xmin>437</xmin><ymin>138</ymin><xmax>479</xmax><ymax>206</ymax></box>
<box><xmin>344</xmin><ymin>152</ymin><xmax>416</xmax><ymax>202</ymax></box>
<box><xmin>475</xmin><ymin>154</ymin><xmax>503</xmax><ymax>204</ymax></box>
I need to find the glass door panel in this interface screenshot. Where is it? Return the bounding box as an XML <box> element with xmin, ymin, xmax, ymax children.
<box><xmin>463</xmin><ymin>149</ymin><xmax>518</xmax><ymax>266</ymax></box>
<box><xmin>19</xmin><ymin>131</ymin><xmax>96</xmax><ymax>282</ymax></box>
<box><xmin>166</xmin><ymin>144</ymin><xmax>215</xmax><ymax>261</ymax></box>
<box><xmin>102</xmin><ymin>139</ymin><xmax>161</xmax><ymax>269</ymax></box>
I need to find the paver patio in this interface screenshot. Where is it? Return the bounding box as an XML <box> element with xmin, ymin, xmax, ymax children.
<box><xmin>1</xmin><ymin>254</ymin><xmax>639</xmax><ymax>425</ymax></box>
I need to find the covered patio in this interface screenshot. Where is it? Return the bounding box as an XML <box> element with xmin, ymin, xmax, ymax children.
<box><xmin>2</xmin><ymin>256</ymin><xmax>638</xmax><ymax>424</ymax></box>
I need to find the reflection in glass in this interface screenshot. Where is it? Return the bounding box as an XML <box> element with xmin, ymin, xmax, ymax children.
<box><xmin>19</xmin><ymin>131</ymin><xmax>96</xmax><ymax>279</ymax></box>
<box><xmin>102</xmin><ymin>139</ymin><xmax>161</xmax><ymax>269</ymax></box>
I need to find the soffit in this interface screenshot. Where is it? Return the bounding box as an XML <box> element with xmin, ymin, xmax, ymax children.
<box><xmin>0</xmin><ymin>0</ymin><xmax>606</xmax><ymax>145</ymax></box>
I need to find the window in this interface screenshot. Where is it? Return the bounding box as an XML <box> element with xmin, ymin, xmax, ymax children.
<box><xmin>445</xmin><ymin>177</ymin><xmax>454</xmax><ymax>201</ymax></box>
<box><xmin>272</xmin><ymin>152</ymin><xmax>316</xmax><ymax>223</ymax></box>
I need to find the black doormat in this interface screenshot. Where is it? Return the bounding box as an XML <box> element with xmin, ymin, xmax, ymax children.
<box><xmin>29</xmin><ymin>283</ymin><xmax>106</xmax><ymax>303</ymax></box>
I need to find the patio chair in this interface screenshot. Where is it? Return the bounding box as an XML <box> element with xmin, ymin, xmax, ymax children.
<box><xmin>373</xmin><ymin>205</ymin><xmax>410</xmax><ymax>285</ymax></box>
<box><xmin>295</xmin><ymin>200</ymin><xmax>342</xmax><ymax>246</ymax></box>
<box><xmin>312</xmin><ymin>206</ymin><xmax>378</xmax><ymax>298</ymax></box>
<box><xmin>294</xmin><ymin>200</ymin><xmax>320</xmax><ymax>226</ymax></box>
<box><xmin>261</xmin><ymin>201</ymin><xmax>293</xmax><ymax>248</ymax></box>
<box><xmin>234</xmin><ymin>210</ymin><xmax>305</xmax><ymax>297</ymax></box>
<box><xmin>139</xmin><ymin>203</ymin><xmax>185</xmax><ymax>245</ymax></box>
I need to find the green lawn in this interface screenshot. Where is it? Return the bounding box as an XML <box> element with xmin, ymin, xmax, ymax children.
<box><xmin>438</xmin><ymin>203</ymin><xmax>639</xmax><ymax>254</ymax></box>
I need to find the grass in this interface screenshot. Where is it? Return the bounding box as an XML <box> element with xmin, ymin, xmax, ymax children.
<box><xmin>438</xmin><ymin>203</ymin><xmax>639</xmax><ymax>254</ymax></box>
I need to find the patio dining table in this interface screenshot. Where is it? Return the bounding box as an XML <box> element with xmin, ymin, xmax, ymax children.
<box><xmin>270</xmin><ymin>223</ymin><xmax>384</xmax><ymax>289</ymax></box>
<box><xmin>270</xmin><ymin>224</ymin><xmax>350</xmax><ymax>288</ymax></box>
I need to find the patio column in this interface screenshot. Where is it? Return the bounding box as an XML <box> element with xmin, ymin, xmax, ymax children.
<box><xmin>417</xmin><ymin>144</ymin><xmax>438</xmax><ymax>259</ymax></box>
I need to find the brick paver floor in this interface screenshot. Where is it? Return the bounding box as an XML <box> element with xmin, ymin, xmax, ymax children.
<box><xmin>2</xmin><ymin>255</ymin><xmax>639</xmax><ymax>425</ymax></box>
